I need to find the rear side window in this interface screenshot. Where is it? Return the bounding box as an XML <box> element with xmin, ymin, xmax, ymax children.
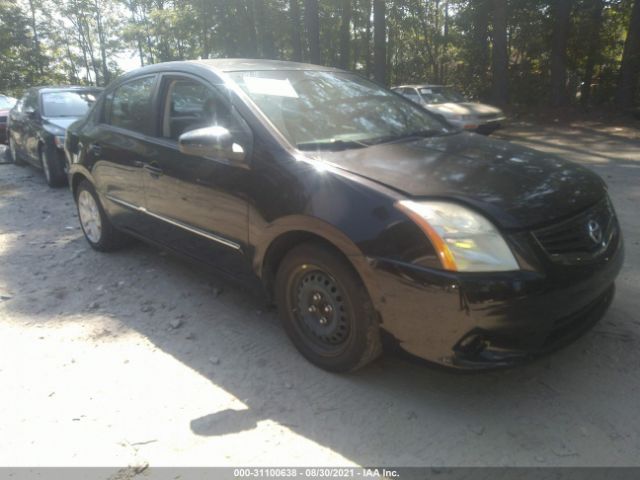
<box><xmin>23</xmin><ymin>91</ymin><xmax>38</xmax><ymax>112</ymax></box>
<box><xmin>109</xmin><ymin>76</ymin><xmax>156</xmax><ymax>135</ymax></box>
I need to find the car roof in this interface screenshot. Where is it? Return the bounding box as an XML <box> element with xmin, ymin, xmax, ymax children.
<box><xmin>190</xmin><ymin>58</ymin><xmax>341</xmax><ymax>72</ymax></box>
<box><xmin>31</xmin><ymin>86</ymin><xmax>104</xmax><ymax>94</ymax></box>
<box><xmin>115</xmin><ymin>59</ymin><xmax>342</xmax><ymax>85</ymax></box>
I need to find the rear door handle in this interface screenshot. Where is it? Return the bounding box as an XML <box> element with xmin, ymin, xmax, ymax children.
<box><xmin>143</xmin><ymin>163</ymin><xmax>163</xmax><ymax>177</ymax></box>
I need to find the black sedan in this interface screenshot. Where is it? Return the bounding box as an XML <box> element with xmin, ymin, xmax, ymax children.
<box><xmin>8</xmin><ymin>86</ymin><xmax>102</xmax><ymax>187</ymax></box>
<box><xmin>65</xmin><ymin>60</ymin><xmax>623</xmax><ymax>372</ymax></box>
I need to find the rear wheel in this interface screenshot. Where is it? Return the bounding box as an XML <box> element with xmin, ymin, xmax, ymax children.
<box><xmin>76</xmin><ymin>180</ymin><xmax>130</xmax><ymax>251</ymax></box>
<box><xmin>275</xmin><ymin>242</ymin><xmax>382</xmax><ymax>372</ymax></box>
<box><xmin>40</xmin><ymin>146</ymin><xmax>66</xmax><ymax>187</ymax></box>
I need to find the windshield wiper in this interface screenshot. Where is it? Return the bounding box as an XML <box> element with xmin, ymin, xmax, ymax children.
<box><xmin>366</xmin><ymin>129</ymin><xmax>446</xmax><ymax>145</ymax></box>
<box><xmin>296</xmin><ymin>139</ymin><xmax>369</xmax><ymax>151</ymax></box>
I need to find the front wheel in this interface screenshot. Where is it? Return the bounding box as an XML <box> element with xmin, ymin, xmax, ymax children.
<box><xmin>275</xmin><ymin>242</ymin><xmax>382</xmax><ymax>372</ymax></box>
<box><xmin>40</xmin><ymin>147</ymin><xmax>66</xmax><ymax>187</ymax></box>
<box><xmin>76</xmin><ymin>180</ymin><xmax>130</xmax><ymax>251</ymax></box>
<box><xmin>8</xmin><ymin>136</ymin><xmax>25</xmax><ymax>166</ymax></box>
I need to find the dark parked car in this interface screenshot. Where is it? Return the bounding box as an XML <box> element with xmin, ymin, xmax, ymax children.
<box><xmin>8</xmin><ymin>86</ymin><xmax>102</xmax><ymax>186</ymax></box>
<box><xmin>0</xmin><ymin>94</ymin><xmax>17</xmax><ymax>144</ymax></box>
<box><xmin>65</xmin><ymin>60</ymin><xmax>623</xmax><ymax>372</ymax></box>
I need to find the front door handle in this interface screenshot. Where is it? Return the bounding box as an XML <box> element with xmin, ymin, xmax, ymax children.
<box><xmin>143</xmin><ymin>163</ymin><xmax>163</xmax><ymax>178</ymax></box>
<box><xmin>89</xmin><ymin>143</ymin><xmax>102</xmax><ymax>156</ymax></box>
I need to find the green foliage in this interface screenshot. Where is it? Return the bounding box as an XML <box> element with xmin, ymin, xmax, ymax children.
<box><xmin>0</xmin><ymin>0</ymin><xmax>637</xmax><ymax>106</ymax></box>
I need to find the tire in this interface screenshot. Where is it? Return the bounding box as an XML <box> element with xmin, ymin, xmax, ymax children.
<box><xmin>8</xmin><ymin>135</ymin><xmax>25</xmax><ymax>166</ymax></box>
<box><xmin>76</xmin><ymin>180</ymin><xmax>130</xmax><ymax>252</ymax></box>
<box><xmin>40</xmin><ymin>146</ymin><xmax>66</xmax><ymax>187</ymax></box>
<box><xmin>275</xmin><ymin>242</ymin><xmax>382</xmax><ymax>372</ymax></box>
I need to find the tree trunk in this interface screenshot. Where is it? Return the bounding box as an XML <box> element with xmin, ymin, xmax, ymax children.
<box><xmin>241</xmin><ymin>0</ymin><xmax>258</xmax><ymax>57</ymax></box>
<box><xmin>373</xmin><ymin>0</ymin><xmax>386</xmax><ymax>85</ymax></box>
<box><xmin>63</xmin><ymin>30</ymin><xmax>79</xmax><ymax>84</ymax></box>
<box><xmin>617</xmin><ymin>0</ymin><xmax>640</xmax><ymax>107</ymax></box>
<box><xmin>434</xmin><ymin>0</ymin><xmax>440</xmax><ymax>82</ymax></box>
<box><xmin>581</xmin><ymin>0</ymin><xmax>604</xmax><ymax>106</ymax></box>
<box><xmin>415</xmin><ymin>1</ymin><xmax>437</xmax><ymax>81</ymax></box>
<box><xmin>94</xmin><ymin>0</ymin><xmax>110</xmax><ymax>85</ymax></box>
<box><xmin>290</xmin><ymin>0</ymin><xmax>303</xmax><ymax>61</ymax></box>
<box><xmin>550</xmin><ymin>0</ymin><xmax>573</xmax><ymax>106</ymax></box>
<box><xmin>339</xmin><ymin>0</ymin><xmax>352</xmax><ymax>69</ymax></box>
<box><xmin>364</xmin><ymin>0</ymin><xmax>372</xmax><ymax>76</ymax></box>
<box><xmin>255</xmin><ymin>0</ymin><xmax>277</xmax><ymax>58</ymax></box>
<box><xmin>126</xmin><ymin>1</ymin><xmax>145</xmax><ymax>66</ymax></box>
<box><xmin>441</xmin><ymin>0</ymin><xmax>449</xmax><ymax>83</ymax></box>
<box><xmin>490</xmin><ymin>0</ymin><xmax>509</xmax><ymax>106</ymax></box>
<box><xmin>473</xmin><ymin>0</ymin><xmax>490</xmax><ymax>96</ymax></box>
<box><xmin>27</xmin><ymin>0</ymin><xmax>44</xmax><ymax>76</ymax></box>
<box><xmin>305</xmin><ymin>0</ymin><xmax>321</xmax><ymax>64</ymax></box>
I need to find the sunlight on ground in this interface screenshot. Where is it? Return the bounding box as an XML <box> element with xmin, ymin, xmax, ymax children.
<box><xmin>0</xmin><ymin>312</ymin><xmax>354</xmax><ymax>466</ymax></box>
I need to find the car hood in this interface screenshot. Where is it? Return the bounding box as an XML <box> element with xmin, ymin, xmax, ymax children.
<box><xmin>310</xmin><ymin>133</ymin><xmax>606</xmax><ymax>229</ymax></box>
<box><xmin>43</xmin><ymin>116</ymin><xmax>82</xmax><ymax>131</ymax></box>
<box><xmin>426</xmin><ymin>102</ymin><xmax>503</xmax><ymax>117</ymax></box>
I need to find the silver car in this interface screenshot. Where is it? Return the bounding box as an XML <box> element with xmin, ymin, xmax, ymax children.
<box><xmin>391</xmin><ymin>84</ymin><xmax>506</xmax><ymax>134</ymax></box>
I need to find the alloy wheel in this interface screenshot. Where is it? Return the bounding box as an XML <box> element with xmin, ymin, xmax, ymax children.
<box><xmin>78</xmin><ymin>190</ymin><xmax>102</xmax><ymax>244</ymax></box>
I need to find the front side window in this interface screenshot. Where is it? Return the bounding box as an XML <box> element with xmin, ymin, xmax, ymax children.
<box><xmin>42</xmin><ymin>91</ymin><xmax>99</xmax><ymax>117</ymax></box>
<box><xmin>109</xmin><ymin>76</ymin><xmax>156</xmax><ymax>135</ymax></box>
<box><xmin>228</xmin><ymin>70</ymin><xmax>451</xmax><ymax>150</ymax></box>
<box><xmin>161</xmin><ymin>78</ymin><xmax>233</xmax><ymax>140</ymax></box>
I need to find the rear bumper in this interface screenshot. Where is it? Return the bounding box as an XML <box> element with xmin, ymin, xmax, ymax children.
<box><xmin>369</xmin><ymin>233</ymin><xmax>624</xmax><ymax>369</ymax></box>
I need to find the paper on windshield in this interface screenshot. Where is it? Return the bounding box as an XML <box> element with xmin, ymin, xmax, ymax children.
<box><xmin>244</xmin><ymin>77</ymin><xmax>298</xmax><ymax>98</ymax></box>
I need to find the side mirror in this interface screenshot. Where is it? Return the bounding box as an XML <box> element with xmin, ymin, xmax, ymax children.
<box><xmin>178</xmin><ymin>126</ymin><xmax>247</xmax><ymax>166</ymax></box>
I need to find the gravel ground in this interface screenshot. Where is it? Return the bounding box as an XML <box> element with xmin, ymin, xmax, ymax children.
<box><xmin>0</xmin><ymin>118</ymin><xmax>638</xmax><ymax>470</ymax></box>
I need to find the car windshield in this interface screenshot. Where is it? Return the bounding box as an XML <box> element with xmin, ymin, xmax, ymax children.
<box><xmin>42</xmin><ymin>91</ymin><xmax>99</xmax><ymax>117</ymax></box>
<box><xmin>228</xmin><ymin>70</ymin><xmax>452</xmax><ymax>150</ymax></box>
<box><xmin>0</xmin><ymin>96</ymin><xmax>16</xmax><ymax>109</ymax></box>
<box><xmin>419</xmin><ymin>87</ymin><xmax>466</xmax><ymax>104</ymax></box>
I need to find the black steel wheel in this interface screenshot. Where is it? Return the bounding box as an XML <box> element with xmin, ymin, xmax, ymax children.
<box><xmin>275</xmin><ymin>242</ymin><xmax>382</xmax><ymax>372</ymax></box>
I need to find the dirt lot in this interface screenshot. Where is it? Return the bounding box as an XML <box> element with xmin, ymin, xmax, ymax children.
<box><xmin>0</xmin><ymin>118</ymin><xmax>639</xmax><ymax>470</ymax></box>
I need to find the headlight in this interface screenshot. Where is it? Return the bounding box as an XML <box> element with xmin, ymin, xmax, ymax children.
<box><xmin>54</xmin><ymin>135</ymin><xmax>65</xmax><ymax>148</ymax></box>
<box><xmin>396</xmin><ymin>200</ymin><xmax>520</xmax><ymax>272</ymax></box>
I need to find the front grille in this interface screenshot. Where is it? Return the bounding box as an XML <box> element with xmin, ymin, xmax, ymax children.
<box><xmin>532</xmin><ymin>198</ymin><xmax>617</xmax><ymax>264</ymax></box>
